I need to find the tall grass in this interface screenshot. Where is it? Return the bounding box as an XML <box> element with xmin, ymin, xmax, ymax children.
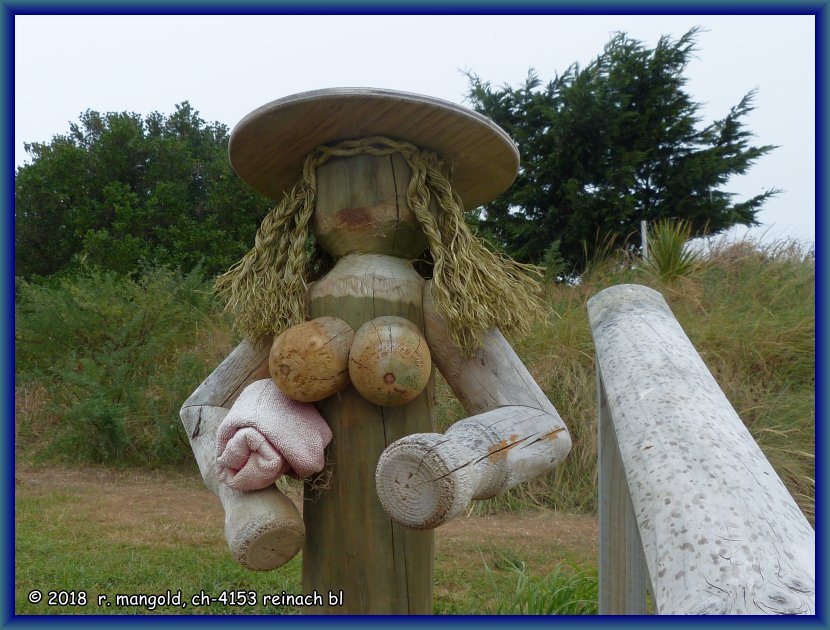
<box><xmin>561</xmin><ymin>234</ymin><xmax>812</xmax><ymax>518</ymax></box>
<box><xmin>487</xmin><ymin>558</ymin><xmax>598</xmax><ymax>615</ymax></box>
<box><xmin>463</xmin><ymin>234</ymin><xmax>814</xmax><ymax>519</ymax></box>
<box><xmin>676</xmin><ymin>237</ymin><xmax>815</xmax><ymax>518</ymax></box>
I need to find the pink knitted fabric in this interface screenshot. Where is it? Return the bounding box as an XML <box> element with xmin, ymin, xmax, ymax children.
<box><xmin>216</xmin><ymin>379</ymin><xmax>332</xmax><ymax>491</ymax></box>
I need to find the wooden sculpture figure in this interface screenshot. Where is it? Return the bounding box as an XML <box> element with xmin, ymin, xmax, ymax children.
<box><xmin>179</xmin><ymin>88</ymin><xmax>572</xmax><ymax>614</ymax></box>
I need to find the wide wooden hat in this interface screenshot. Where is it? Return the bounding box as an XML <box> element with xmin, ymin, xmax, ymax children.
<box><xmin>228</xmin><ymin>87</ymin><xmax>519</xmax><ymax>210</ymax></box>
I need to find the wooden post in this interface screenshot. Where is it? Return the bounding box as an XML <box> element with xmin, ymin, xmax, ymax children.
<box><xmin>640</xmin><ymin>220</ymin><xmax>649</xmax><ymax>262</ymax></box>
<box><xmin>597</xmin><ymin>366</ymin><xmax>648</xmax><ymax>614</ymax></box>
<box><xmin>589</xmin><ymin>284</ymin><xmax>815</xmax><ymax>615</ymax></box>
<box><xmin>301</xmin><ymin>153</ymin><xmax>434</xmax><ymax>614</ymax></box>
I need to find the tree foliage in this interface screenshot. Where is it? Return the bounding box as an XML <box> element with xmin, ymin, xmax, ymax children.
<box><xmin>466</xmin><ymin>28</ymin><xmax>778</xmax><ymax>270</ymax></box>
<box><xmin>15</xmin><ymin>102</ymin><xmax>270</xmax><ymax>279</ymax></box>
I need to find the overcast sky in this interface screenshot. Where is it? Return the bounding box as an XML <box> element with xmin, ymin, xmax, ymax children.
<box><xmin>14</xmin><ymin>14</ymin><xmax>816</xmax><ymax>246</ymax></box>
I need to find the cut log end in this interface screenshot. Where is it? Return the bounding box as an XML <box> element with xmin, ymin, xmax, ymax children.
<box><xmin>375</xmin><ymin>433</ymin><xmax>476</xmax><ymax>529</ymax></box>
<box><xmin>270</xmin><ymin>317</ymin><xmax>354</xmax><ymax>402</ymax></box>
<box><xmin>229</xmin><ymin>513</ymin><xmax>305</xmax><ymax>571</ymax></box>
<box><xmin>221</xmin><ymin>484</ymin><xmax>306</xmax><ymax>572</ymax></box>
<box><xmin>349</xmin><ymin>315</ymin><xmax>431</xmax><ymax>407</ymax></box>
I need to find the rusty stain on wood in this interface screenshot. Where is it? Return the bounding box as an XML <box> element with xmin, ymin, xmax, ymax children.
<box><xmin>487</xmin><ymin>433</ymin><xmax>522</xmax><ymax>461</ymax></box>
<box><xmin>542</xmin><ymin>427</ymin><xmax>565</xmax><ymax>442</ymax></box>
<box><xmin>336</xmin><ymin>206</ymin><xmax>377</xmax><ymax>229</ymax></box>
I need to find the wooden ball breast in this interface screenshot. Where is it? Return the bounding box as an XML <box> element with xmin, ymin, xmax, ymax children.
<box><xmin>270</xmin><ymin>317</ymin><xmax>354</xmax><ymax>402</ymax></box>
<box><xmin>348</xmin><ymin>316</ymin><xmax>431</xmax><ymax>407</ymax></box>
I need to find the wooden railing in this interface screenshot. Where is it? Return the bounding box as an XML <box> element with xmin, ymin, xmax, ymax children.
<box><xmin>588</xmin><ymin>284</ymin><xmax>815</xmax><ymax>615</ymax></box>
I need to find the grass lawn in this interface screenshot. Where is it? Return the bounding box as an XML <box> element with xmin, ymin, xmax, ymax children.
<box><xmin>14</xmin><ymin>465</ymin><xmax>598</xmax><ymax>615</ymax></box>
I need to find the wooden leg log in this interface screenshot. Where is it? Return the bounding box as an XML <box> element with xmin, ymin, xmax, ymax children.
<box><xmin>376</xmin><ymin>406</ymin><xmax>570</xmax><ymax>529</ymax></box>
<box><xmin>180</xmin><ymin>340</ymin><xmax>305</xmax><ymax>571</ymax></box>
<box><xmin>216</xmin><ymin>482</ymin><xmax>304</xmax><ymax>571</ymax></box>
<box><xmin>180</xmin><ymin>404</ymin><xmax>305</xmax><ymax>571</ymax></box>
<box><xmin>375</xmin><ymin>432</ymin><xmax>478</xmax><ymax>530</ymax></box>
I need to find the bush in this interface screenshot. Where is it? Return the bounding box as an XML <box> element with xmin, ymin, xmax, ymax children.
<box><xmin>15</xmin><ymin>265</ymin><xmax>231</xmax><ymax>466</ymax></box>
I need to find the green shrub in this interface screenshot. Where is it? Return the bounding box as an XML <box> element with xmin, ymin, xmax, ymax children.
<box><xmin>15</xmin><ymin>265</ymin><xmax>228</xmax><ymax>465</ymax></box>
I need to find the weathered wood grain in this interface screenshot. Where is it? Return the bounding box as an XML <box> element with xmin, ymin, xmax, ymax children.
<box><xmin>588</xmin><ymin>284</ymin><xmax>815</xmax><ymax>615</ymax></box>
<box><xmin>422</xmin><ymin>282</ymin><xmax>557</xmax><ymax>416</ymax></box>
<box><xmin>597</xmin><ymin>367</ymin><xmax>648</xmax><ymax>614</ymax></box>
<box><xmin>228</xmin><ymin>88</ymin><xmax>519</xmax><ymax>210</ymax></box>
<box><xmin>349</xmin><ymin>315</ymin><xmax>431</xmax><ymax>407</ymax></box>
<box><xmin>313</xmin><ymin>153</ymin><xmax>429</xmax><ymax>259</ymax></box>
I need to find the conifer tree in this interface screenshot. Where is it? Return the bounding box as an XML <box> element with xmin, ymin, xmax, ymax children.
<box><xmin>466</xmin><ymin>28</ymin><xmax>778</xmax><ymax>270</ymax></box>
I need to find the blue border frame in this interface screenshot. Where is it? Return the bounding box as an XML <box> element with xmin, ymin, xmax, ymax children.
<box><xmin>4</xmin><ymin>2</ymin><xmax>826</xmax><ymax>627</ymax></box>
<box><xmin>2</xmin><ymin>0</ymin><xmax>11</xmax><ymax>627</ymax></box>
<box><xmin>815</xmin><ymin>0</ymin><xmax>827</xmax><ymax>626</ymax></box>
<box><xmin>0</xmin><ymin>1</ymin><xmax>828</xmax><ymax>12</ymax></box>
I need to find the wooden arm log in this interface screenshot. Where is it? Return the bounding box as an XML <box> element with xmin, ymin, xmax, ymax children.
<box><xmin>376</xmin><ymin>406</ymin><xmax>568</xmax><ymax>528</ymax></box>
<box><xmin>375</xmin><ymin>283</ymin><xmax>571</xmax><ymax>529</ymax></box>
<box><xmin>180</xmin><ymin>339</ymin><xmax>305</xmax><ymax>571</ymax></box>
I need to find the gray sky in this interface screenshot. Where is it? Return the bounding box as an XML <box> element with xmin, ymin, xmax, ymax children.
<box><xmin>14</xmin><ymin>14</ymin><xmax>816</xmax><ymax>245</ymax></box>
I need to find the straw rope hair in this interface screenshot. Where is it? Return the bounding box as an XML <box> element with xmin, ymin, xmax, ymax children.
<box><xmin>215</xmin><ymin>136</ymin><xmax>544</xmax><ymax>356</ymax></box>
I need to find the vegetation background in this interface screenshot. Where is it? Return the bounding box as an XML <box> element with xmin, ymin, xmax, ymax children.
<box><xmin>15</xmin><ymin>29</ymin><xmax>778</xmax><ymax>281</ymax></box>
<box><xmin>15</xmin><ymin>233</ymin><xmax>816</xmax><ymax>520</ymax></box>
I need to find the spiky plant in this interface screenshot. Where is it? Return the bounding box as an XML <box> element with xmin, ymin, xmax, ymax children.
<box><xmin>642</xmin><ymin>218</ymin><xmax>704</xmax><ymax>282</ymax></box>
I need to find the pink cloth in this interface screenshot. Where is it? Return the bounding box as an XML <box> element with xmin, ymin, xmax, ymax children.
<box><xmin>216</xmin><ymin>379</ymin><xmax>332</xmax><ymax>491</ymax></box>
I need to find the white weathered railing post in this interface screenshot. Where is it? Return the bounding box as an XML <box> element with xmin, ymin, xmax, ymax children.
<box><xmin>589</xmin><ymin>284</ymin><xmax>814</xmax><ymax>615</ymax></box>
